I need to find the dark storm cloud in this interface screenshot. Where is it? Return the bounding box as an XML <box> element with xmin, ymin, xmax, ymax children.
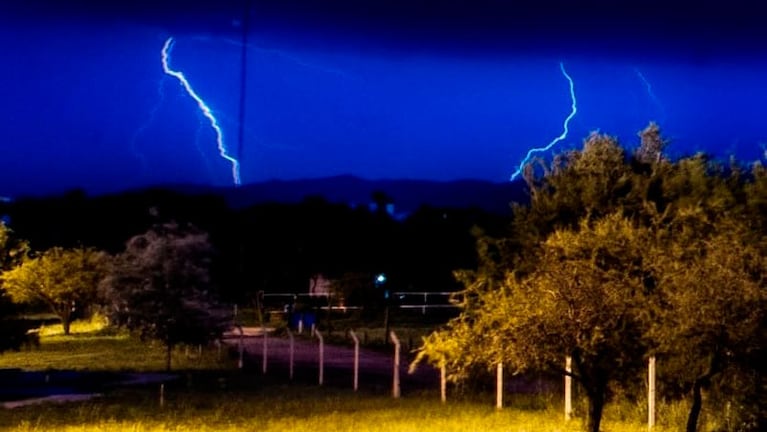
<box><xmin>7</xmin><ymin>0</ymin><xmax>767</xmax><ymax>59</ymax></box>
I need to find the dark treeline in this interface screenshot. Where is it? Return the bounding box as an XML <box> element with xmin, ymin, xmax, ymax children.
<box><xmin>0</xmin><ymin>187</ymin><xmax>510</xmax><ymax>304</ymax></box>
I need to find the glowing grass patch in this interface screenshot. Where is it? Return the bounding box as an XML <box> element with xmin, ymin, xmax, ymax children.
<box><xmin>0</xmin><ymin>324</ymin><xmax>235</xmax><ymax>372</ymax></box>
<box><xmin>38</xmin><ymin>315</ymin><xmax>110</xmax><ymax>337</ymax></box>
<box><xmin>0</xmin><ymin>386</ymin><xmax>692</xmax><ymax>432</ymax></box>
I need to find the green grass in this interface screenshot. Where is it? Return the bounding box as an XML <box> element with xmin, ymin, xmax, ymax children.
<box><xmin>0</xmin><ymin>317</ymin><xmax>236</xmax><ymax>372</ymax></box>
<box><xmin>0</xmin><ymin>319</ymin><xmax>725</xmax><ymax>431</ymax></box>
<box><xmin>0</xmin><ymin>384</ymin><xmax>694</xmax><ymax>432</ymax></box>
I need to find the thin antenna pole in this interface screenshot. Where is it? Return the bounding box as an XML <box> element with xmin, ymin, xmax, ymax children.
<box><xmin>236</xmin><ymin>0</ymin><xmax>253</xmax><ymax>181</ymax></box>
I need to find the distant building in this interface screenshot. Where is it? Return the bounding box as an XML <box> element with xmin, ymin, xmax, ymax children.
<box><xmin>308</xmin><ymin>274</ymin><xmax>333</xmax><ymax>296</ymax></box>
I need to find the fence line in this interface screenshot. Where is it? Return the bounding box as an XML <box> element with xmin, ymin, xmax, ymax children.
<box><xmin>261</xmin><ymin>291</ymin><xmax>462</xmax><ymax>315</ymax></box>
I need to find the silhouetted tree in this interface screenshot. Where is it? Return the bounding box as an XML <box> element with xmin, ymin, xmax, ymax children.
<box><xmin>101</xmin><ymin>222</ymin><xmax>230</xmax><ymax>371</ymax></box>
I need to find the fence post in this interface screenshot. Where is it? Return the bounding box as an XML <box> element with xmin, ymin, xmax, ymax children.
<box><xmin>287</xmin><ymin>328</ymin><xmax>294</xmax><ymax>380</ymax></box>
<box><xmin>262</xmin><ymin>324</ymin><xmax>268</xmax><ymax>374</ymax></box>
<box><xmin>390</xmin><ymin>331</ymin><xmax>401</xmax><ymax>398</ymax></box>
<box><xmin>315</xmin><ymin>330</ymin><xmax>324</xmax><ymax>386</ymax></box>
<box><xmin>565</xmin><ymin>356</ymin><xmax>573</xmax><ymax>421</ymax></box>
<box><xmin>236</xmin><ymin>325</ymin><xmax>244</xmax><ymax>369</ymax></box>
<box><xmin>496</xmin><ymin>363</ymin><xmax>503</xmax><ymax>409</ymax></box>
<box><xmin>349</xmin><ymin>330</ymin><xmax>360</xmax><ymax>391</ymax></box>
<box><xmin>648</xmin><ymin>356</ymin><xmax>656</xmax><ymax>429</ymax></box>
<box><xmin>440</xmin><ymin>365</ymin><xmax>447</xmax><ymax>403</ymax></box>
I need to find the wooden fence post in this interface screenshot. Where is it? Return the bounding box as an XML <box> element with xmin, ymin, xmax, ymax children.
<box><xmin>236</xmin><ymin>325</ymin><xmax>244</xmax><ymax>369</ymax></box>
<box><xmin>565</xmin><ymin>356</ymin><xmax>573</xmax><ymax>421</ymax></box>
<box><xmin>648</xmin><ymin>356</ymin><xmax>656</xmax><ymax>429</ymax></box>
<box><xmin>496</xmin><ymin>363</ymin><xmax>503</xmax><ymax>409</ymax></box>
<box><xmin>262</xmin><ymin>324</ymin><xmax>268</xmax><ymax>374</ymax></box>
<box><xmin>390</xmin><ymin>331</ymin><xmax>401</xmax><ymax>398</ymax></box>
<box><xmin>440</xmin><ymin>365</ymin><xmax>447</xmax><ymax>403</ymax></box>
<box><xmin>315</xmin><ymin>330</ymin><xmax>324</xmax><ymax>386</ymax></box>
<box><xmin>349</xmin><ymin>330</ymin><xmax>360</xmax><ymax>391</ymax></box>
<box><xmin>287</xmin><ymin>328</ymin><xmax>294</xmax><ymax>380</ymax></box>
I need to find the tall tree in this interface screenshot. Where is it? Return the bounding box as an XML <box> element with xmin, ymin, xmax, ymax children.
<box><xmin>101</xmin><ymin>223</ymin><xmax>230</xmax><ymax>371</ymax></box>
<box><xmin>647</xmin><ymin>220</ymin><xmax>766</xmax><ymax>432</ymax></box>
<box><xmin>2</xmin><ymin>246</ymin><xmax>109</xmax><ymax>335</ymax></box>
<box><xmin>0</xmin><ymin>223</ymin><xmax>35</xmax><ymax>352</ymax></box>
<box><xmin>415</xmin><ymin>125</ymin><xmax>767</xmax><ymax>431</ymax></box>
<box><xmin>415</xmin><ymin>214</ymin><xmax>650</xmax><ymax>432</ymax></box>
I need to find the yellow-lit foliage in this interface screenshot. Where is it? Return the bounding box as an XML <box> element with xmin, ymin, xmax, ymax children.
<box><xmin>2</xmin><ymin>247</ymin><xmax>109</xmax><ymax>335</ymax></box>
<box><xmin>417</xmin><ymin>126</ymin><xmax>767</xmax><ymax>431</ymax></box>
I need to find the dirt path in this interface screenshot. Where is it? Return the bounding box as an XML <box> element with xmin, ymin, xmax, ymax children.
<box><xmin>224</xmin><ymin>328</ymin><xmax>440</xmax><ymax>394</ymax></box>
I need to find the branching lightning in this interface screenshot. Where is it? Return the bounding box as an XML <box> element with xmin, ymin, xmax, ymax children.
<box><xmin>161</xmin><ymin>37</ymin><xmax>241</xmax><ymax>185</ymax></box>
<box><xmin>129</xmin><ymin>79</ymin><xmax>166</xmax><ymax>177</ymax></box>
<box><xmin>190</xmin><ymin>35</ymin><xmax>353</xmax><ymax>79</ymax></box>
<box><xmin>510</xmin><ymin>62</ymin><xmax>577</xmax><ymax>181</ymax></box>
<box><xmin>634</xmin><ymin>68</ymin><xmax>666</xmax><ymax>123</ymax></box>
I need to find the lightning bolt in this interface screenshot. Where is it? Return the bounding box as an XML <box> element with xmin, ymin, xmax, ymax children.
<box><xmin>191</xmin><ymin>35</ymin><xmax>353</xmax><ymax>79</ymax></box>
<box><xmin>128</xmin><ymin>79</ymin><xmax>166</xmax><ymax>177</ymax></box>
<box><xmin>161</xmin><ymin>37</ymin><xmax>241</xmax><ymax>186</ymax></box>
<box><xmin>634</xmin><ymin>68</ymin><xmax>666</xmax><ymax>124</ymax></box>
<box><xmin>510</xmin><ymin>62</ymin><xmax>577</xmax><ymax>181</ymax></box>
<box><xmin>193</xmin><ymin>120</ymin><xmax>217</xmax><ymax>182</ymax></box>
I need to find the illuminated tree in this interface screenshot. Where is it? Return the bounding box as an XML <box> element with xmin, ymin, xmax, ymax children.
<box><xmin>416</xmin><ymin>214</ymin><xmax>649</xmax><ymax>432</ymax></box>
<box><xmin>0</xmin><ymin>223</ymin><xmax>35</xmax><ymax>352</ymax></box>
<box><xmin>416</xmin><ymin>125</ymin><xmax>767</xmax><ymax>431</ymax></box>
<box><xmin>101</xmin><ymin>223</ymin><xmax>230</xmax><ymax>371</ymax></box>
<box><xmin>2</xmin><ymin>246</ymin><xmax>109</xmax><ymax>335</ymax></box>
<box><xmin>647</xmin><ymin>222</ymin><xmax>766</xmax><ymax>432</ymax></box>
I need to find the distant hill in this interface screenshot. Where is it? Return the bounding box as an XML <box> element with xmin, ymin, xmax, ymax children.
<box><xmin>168</xmin><ymin>175</ymin><xmax>529</xmax><ymax>215</ymax></box>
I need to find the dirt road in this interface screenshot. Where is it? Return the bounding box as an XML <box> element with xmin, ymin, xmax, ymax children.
<box><xmin>224</xmin><ymin>328</ymin><xmax>439</xmax><ymax>394</ymax></box>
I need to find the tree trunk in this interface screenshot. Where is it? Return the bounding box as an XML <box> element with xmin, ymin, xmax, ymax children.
<box><xmin>586</xmin><ymin>386</ymin><xmax>606</xmax><ymax>432</ymax></box>
<box><xmin>166</xmin><ymin>342</ymin><xmax>173</xmax><ymax>371</ymax></box>
<box><xmin>60</xmin><ymin>305</ymin><xmax>72</xmax><ymax>335</ymax></box>
<box><xmin>572</xmin><ymin>353</ymin><xmax>607</xmax><ymax>432</ymax></box>
<box><xmin>686</xmin><ymin>378</ymin><xmax>704</xmax><ymax>432</ymax></box>
<box><xmin>686</xmin><ymin>352</ymin><xmax>721</xmax><ymax>432</ymax></box>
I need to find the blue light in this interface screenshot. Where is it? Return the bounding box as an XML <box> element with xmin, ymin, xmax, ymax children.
<box><xmin>160</xmin><ymin>37</ymin><xmax>242</xmax><ymax>186</ymax></box>
<box><xmin>376</xmin><ymin>274</ymin><xmax>387</xmax><ymax>284</ymax></box>
<box><xmin>510</xmin><ymin>62</ymin><xmax>577</xmax><ymax>181</ymax></box>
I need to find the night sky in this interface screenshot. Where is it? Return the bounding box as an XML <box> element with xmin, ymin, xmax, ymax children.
<box><xmin>2</xmin><ymin>1</ymin><xmax>767</xmax><ymax>197</ymax></box>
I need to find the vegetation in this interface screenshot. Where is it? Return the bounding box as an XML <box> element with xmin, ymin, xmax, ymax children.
<box><xmin>0</xmin><ymin>316</ymin><xmax>234</xmax><ymax>371</ymax></box>
<box><xmin>0</xmin><ymin>223</ymin><xmax>36</xmax><ymax>352</ymax></box>
<box><xmin>0</xmin><ymin>383</ymin><xmax>694</xmax><ymax>432</ymax></box>
<box><xmin>0</xmin><ymin>124</ymin><xmax>765</xmax><ymax>431</ymax></box>
<box><xmin>0</xmin><ymin>319</ymin><xmax>721</xmax><ymax>432</ymax></box>
<box><xmin>414</xmin><ymin>124</ymin><xmax>767</xmax><ymax>432</ymax></box>
<box><xmin>2</xmin><ymin>246</ymin><xmax>109</xmax><ymax>335</ymax></box>
<box><xmin>100</xmin><ymin>223</ymin><xmax>231</xmax><ymax>371</ymax></box>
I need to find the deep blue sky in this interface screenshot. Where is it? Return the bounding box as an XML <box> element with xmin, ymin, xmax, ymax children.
<box><xmin>2</xmin><ymin>1</ymin><xmax>767</xmax><ymax>197</ymax></box>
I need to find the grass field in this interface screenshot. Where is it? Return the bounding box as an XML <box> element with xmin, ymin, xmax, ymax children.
<box><xmin>0</xmin><ymin>317</ymin><xmax>234</xmax><ymax>372</ymax></box>
<box><xmin>0</xmin><ymin>383</ymin><xmax>693</xmax><ymax>432</ymax></box>
<box><xmin>0</xmin><ymin>318</ymin><xmax>721</xmax><ymax>431</ymax></box>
